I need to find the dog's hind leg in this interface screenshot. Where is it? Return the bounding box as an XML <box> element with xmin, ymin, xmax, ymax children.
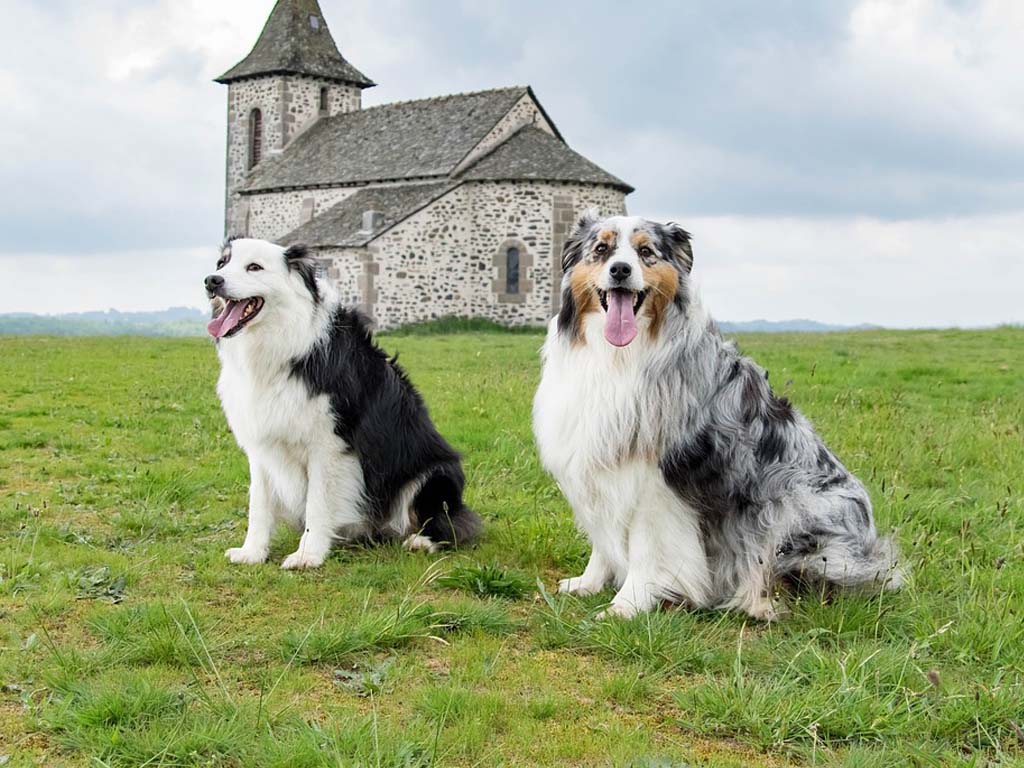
<box><xmin>282</xmin><ymin>450</ymin><xmax>365</xmax><ymax>570</ymax></box>
<box><xmin>718</xmin><ymin>557</ymin><xmax>780</xmax><ymax>622</ymax></box>
<box><xmin>226</xmin><ymin>459</ymin><xmax>277</xmax><ymax>565</ymax></box>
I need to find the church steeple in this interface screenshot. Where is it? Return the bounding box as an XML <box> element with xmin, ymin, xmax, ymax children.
<box><xmin>218</xmin><ymin>0</ymin><xmax>374</xmax><ymax>236</ymax></box>
<box><xmin>216</xmin><ymin>0</ymin><xmax>374</xmax><ymax>88</ymax></box>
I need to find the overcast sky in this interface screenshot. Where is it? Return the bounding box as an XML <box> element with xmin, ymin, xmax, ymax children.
<box><xmin>2</xmin><ymin>0</ymin><xmax>1022</xmax><ymax>326</ymax></box>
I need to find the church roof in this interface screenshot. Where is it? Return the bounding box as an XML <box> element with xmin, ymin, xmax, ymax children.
<box><xmin>460</xmin><ymin>125</ymin><xmax>633</xmax><ymax>193</ymax></box>
<box><xmin>242</xmin><ymin>87</ymin><xmax>534</xmax><ymax>193</ymax></box>
<box><xmin>281</xmin><ymin>181</ymin><xmax>457</xmax><ymax>247</ymax></box>
<box><xmin>215</xmin><ymin>0</ymin><xmax>374</xmax><ymax>87</ymax></box>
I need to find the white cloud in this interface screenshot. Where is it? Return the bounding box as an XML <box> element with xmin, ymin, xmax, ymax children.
<box><xmin>1</xmin><ymin>0</ymin><xmax>1021</xmax><ymax>325</ymax></box>
<box><xmin>683</xmin><ymin>212</ymin><xmax>1024</xmax><ymax>328</ymax></box>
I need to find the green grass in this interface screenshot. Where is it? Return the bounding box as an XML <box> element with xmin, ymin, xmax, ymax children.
<box><xmin>0</xmin><ymin>328</ymin><xmax>1022</xmax><ymax>766</ymax></box>
<box><xmin>435</xmin><ymin>562</ymin><xmax>533</xmax><ymax>599</ymax></box>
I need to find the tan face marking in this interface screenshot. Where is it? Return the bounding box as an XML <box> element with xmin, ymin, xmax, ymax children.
<box><xmin>568</xmin><ymin>261</ymin><xmax>602</xmax><ymax>342</ymax></box>
<box><xmin>639</xmin><ymin>261</ymin><xmax>680</xmax><ymax>338</ymax></box>
<box><xmin>630</xmin><ymin>231</ymin><xmax>652</xmax><ymax>249</ymax></box>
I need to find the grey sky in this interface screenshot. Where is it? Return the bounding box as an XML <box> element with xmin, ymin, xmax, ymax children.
<box><xmin>1</xmin><ymin>0</ymin><xmax>1021</xmax><ymax>325</ymax></box>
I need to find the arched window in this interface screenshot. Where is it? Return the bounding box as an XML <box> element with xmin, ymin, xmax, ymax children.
<box><xmin>319</xmin><ymin>87</ymin><xmax>329</xmax><ymax>114</ymax></box>
<box><xmin>249</xmin><ymin>108</ymin><xmax>263</xmax><ymax>169</ymax></box>
<box><xmin>493</xmin><ymin>239</ymin><xmax>531</xmax><ymax>302</ymax></box>
<box><xmin>505</xmin><ymin>246</ymin><xmax>520</xmax><ymax>294</ymax></box>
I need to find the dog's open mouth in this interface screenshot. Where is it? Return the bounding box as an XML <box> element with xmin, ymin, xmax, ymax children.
<box><xmin>597</xmin><ymin>289</ymin><xmax>646</xmax><ymax>348</ymax></box>
<box><xmin>207</xmin><ymin>297</ymin><xmax>264</xmax><ymax>339</ymax></box>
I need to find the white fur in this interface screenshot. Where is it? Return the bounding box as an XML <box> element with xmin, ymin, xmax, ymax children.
<box><xmin>213</xmin><ymin>239</ymin><xmax>381</xmax><ymax>569</ymax></box>
<box><xmin>535</xmin><ymin>311</ymin><xmax>711</xmax><ymax>617</ymax></box>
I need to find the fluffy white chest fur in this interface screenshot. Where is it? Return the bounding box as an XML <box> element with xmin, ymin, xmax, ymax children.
<box><xmin>218</xmin><ymin>342</ymin><xmax>335</xmax><ymax>453</ymax></box>
<box><xmin>216</xmin><ymin>335</ymin><xmax>367</xmax><ymax>568</ymax></box>
<box><xmin>533</xmin><ymin>317</ymin><xmax>710</xmax><ymax>617</ymax></box>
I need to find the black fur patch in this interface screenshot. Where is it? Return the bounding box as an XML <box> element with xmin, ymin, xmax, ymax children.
<box><xmin>755</xmin><ymin>395</ymin><xmax>795</xmax><ymax>464</ymax></box>
<box><xmin>726</xmin><ymin>359</ymin><xmax>742</xmax><ymax>384</ymax></box>
<box><xmin>556</xmin><ymin>285</ymin><xmax>579</xmax><ymax>338</ymax></box>
<box><xmin>777</xmin><ymin>529</ymin><xmax>821</xmax><ymax>558</ymax></box>
<box><xmin>755</xmin><ymin>422</ymin><xmax>788</xmax><ymax>464</ymax></box>
<box><xmin>290</xmin><ymin>307</ymin><xmax>480</xmax><ymax>546</ymax></box>
<box><xmin>662</xmin><ymin>426</ymin><xmax>756</xmax><ymax>519</ymax></box>
<box><xmin>218</xmin><ymin>236</ymin><xmax>241</xmax><ymax>269</ymax></box>
<box><xmin>766</xmin><ymin>394</ymin><xmax>795</xmax><ymax>424</ymax></box>
<box><xmin>740</xmin><ymin>366</ymin><xmax>764</xmax><ymax>423</ymax></box>
<box><xmin>655</xmin><ymin>222</ymin><xmax>694</xmax><ymax>273</ymax></box>
<box><xmin>560</xmin><ymin>212</ymin><xmax>597</xmax><ymax>272</ymax></box>
<box><xmin>283</xmin><ymin>244</ymin><xmax>321</xmax><ymax>305</ymax></box>
<box><xmin>814</xmin><ymin>445</ymin><xmax>849</xmax><ymax>491</ymax></box>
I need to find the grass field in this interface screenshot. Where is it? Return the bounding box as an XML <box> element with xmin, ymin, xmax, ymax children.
<box><xmin>1</xmin><ymin>328</ymin><xmax>1022</xmax><ymax>767</ymax></box>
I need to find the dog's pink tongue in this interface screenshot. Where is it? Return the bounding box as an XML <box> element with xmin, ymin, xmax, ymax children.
<box><xmin>207</xmin><ymin>300</ymin><xmax>246</xmax><ymax>339</ymax></box>
<box><xmin>604</xmin><ymin>290</ymin><xmax>638</xmax><ymax>347</ymax></box>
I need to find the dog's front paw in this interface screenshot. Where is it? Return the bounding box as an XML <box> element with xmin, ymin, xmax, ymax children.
<box><xmin>403</xmin><ymin>534</ymin><xmax>441</xmax><ymax>554</ymax></box>
<box><xmin>595</xmin><ymin>600</ymin><xmax>640</xmax><ymax>621</ymax></box>
<box><xmin>558</xmin><ymin>576</ymin><xmax>602</xmax><ymax>596</ymax></box>
<box><xmin>281</xmin><ymin>550</ymin><xmax>327</xmax><ymax>570</ymax></box>
<box><xmin>225</xmin><ymin>546</ymin><xmax>268</xmax><ymax>565</ymax></box>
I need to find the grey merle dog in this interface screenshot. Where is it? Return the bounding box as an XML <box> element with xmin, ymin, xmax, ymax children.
<box><xmin>533</xmin><ymin>212</ymin><xmax>903</xmax><ymax>620</ymax></box>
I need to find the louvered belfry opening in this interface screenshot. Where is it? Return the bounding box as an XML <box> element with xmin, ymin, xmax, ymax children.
<box><xmin>249</xmin><ymin>108</ymin><xmax>263</xmax><ymax>168</ymax></box>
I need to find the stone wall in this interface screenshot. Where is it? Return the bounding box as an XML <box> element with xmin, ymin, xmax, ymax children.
<box><xmin>283</xmin><ymin>76</ymin><xmax>361</xmax><ymax>144</ymax></box>
<box><xmin>224</xmin><ymin>79</ymin><xmax>285</xmax><ymax>235</ymax></box>
<box><xmin>363</xmin><ymin>181</ymin><xmax>627</xmax><ymax>329</ymax></box>
<box><xmin>223</xmin><ymin>75</ymin><xmax>361</xmax><ymax>235</ymax></box>
<box><xmin>367</xmin><ymin>185</ymin><xmax>474</xmax><ymax>329</ymax></box>
<box><xmin>454</xmin><ymin>93</ymin><xmax>556</xmax><ymax>174</ymax></box>
<box><xmin>466</xmin><ymin>181</ymin><xmax>626</xmax><ymax>327</ymax></box>
<box><xmin>316</xmin><ymin>247</ymin><xmax>366</xmax><ymax>311</ymax></box>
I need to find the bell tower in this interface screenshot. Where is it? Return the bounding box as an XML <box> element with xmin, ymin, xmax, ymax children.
<box><xmin>215</xmin><ymin>0</ymin><xmax>375</xmax><ymax>235</ymax></box>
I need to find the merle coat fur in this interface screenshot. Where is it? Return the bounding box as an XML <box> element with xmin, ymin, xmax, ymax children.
<box><xmin>533</xmin><ymin>213</ymin><xmax>902</xmax><ymax>619</ymax></box>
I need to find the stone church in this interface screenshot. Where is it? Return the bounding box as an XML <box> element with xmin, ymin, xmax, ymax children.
<box><xmin>217</xmin><ymin>0</ymin><xmax>632</xmax><ymax>328</ymax></box>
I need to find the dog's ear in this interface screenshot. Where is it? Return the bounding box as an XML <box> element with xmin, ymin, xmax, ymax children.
<box><xmin>662</xmin><ymin>222</ymin><xmax>693</xmax><ymax>273</ymax></box>
<box><xmin>561</xmin><ymin>208</ymin><xmax>600</xmax><ymax>272</ymax></box>
<box><xmin>284</xmin><ymin>243</ymin><xmax>310</xmax><ymax>264</ymax></box>
<box><xmin>283</xmin><ymin>243</ymin><xmax>322</xmax><ymax>304</ymax></box>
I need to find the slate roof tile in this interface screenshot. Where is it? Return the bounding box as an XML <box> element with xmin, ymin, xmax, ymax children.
<box><xmin>216</xmin><ymin>0</ymin><xmax>374</xmax><ymax>87</ymax></box>
<box><xmin>460</xmin><ymin>125</ymin><xmax>633</xmax><ymax>193</ymax></box>
<box><xmin>242</xmin><ymin>87</ymin><xmax>529</xmax><ymax>192</ymax></box>
<box><xmin>280</xmin><ymin>181</ymin><xmax>456</xmax><ymax>247</ymax></box>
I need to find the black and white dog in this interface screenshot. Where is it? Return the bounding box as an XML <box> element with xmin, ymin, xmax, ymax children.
<box><xmin>533</xmin><ymin>213</ymin><xmax>902</xmax><ymax>620</ymax></box>
<box><xmin>205</xmin><ymin>238</ymin><xmax>480</xmax><ymax>569</ymax></box>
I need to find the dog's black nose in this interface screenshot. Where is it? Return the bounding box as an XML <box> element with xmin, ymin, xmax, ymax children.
<box><xmin>609</xmin><ymin>262</ymin><xmax>632</xmax><ymax>282</ymax></box>
<box><xmin>205</xmin><ymin>275</ymin><xmax>224</xmax><ymax>292</ymax></box>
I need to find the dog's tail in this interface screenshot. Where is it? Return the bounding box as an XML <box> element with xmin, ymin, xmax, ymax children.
<box><xmin>803</xmin><ymin>532</ymin><xmax>905</xmax><ymax>591</ymax></box>
<box><xmin>778</xmin><ymin>500</ymin><xmax>904</xmax><ymax>592</ymax></box>
<box><xmin>411</xmin><ymin>471</ymin><xmax>482</xmax><ymax>549</ymax></box>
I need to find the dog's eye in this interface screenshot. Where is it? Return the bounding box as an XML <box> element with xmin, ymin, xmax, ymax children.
<box><xmin>594</xmin><ymin>243</ymin><xmax>609</xmax><ymax>255</ymax></box>
<box><xmin>638</xmin><ymin>246</ymin><xmax>653</xmax><ymax>259</ymax></box>
<box><xmin>216</xmin><ymin>259</ymin><xmax>227</xmax><ymax>270</ymax></box>
<box><xmin>246</xmin><ymin>263</ymin><xmax>263</xmax><ymax>272</ymax></box>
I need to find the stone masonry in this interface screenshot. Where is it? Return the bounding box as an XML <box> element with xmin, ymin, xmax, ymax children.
<box><xmin>219</xmin><ymin>0</ymin><xmax>633</xmax><ymax>330</ymax></box>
